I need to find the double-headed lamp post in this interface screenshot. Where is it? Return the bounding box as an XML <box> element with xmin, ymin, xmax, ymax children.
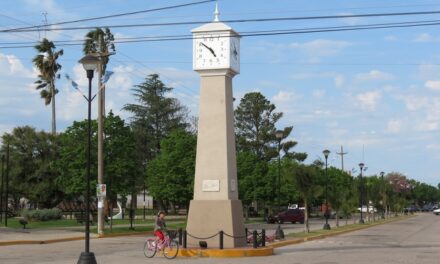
<box><xmin>380</xmin><ymin>171</ymin><xmax>385</xmax><ymax>219</ymax></box>
<box><xmin>359</xmin><ymin>163</ymin><xmax>365</xmax><ymax>224</ymax></box>
<box><xmin>275</xmin><ymin>130</ymin><xmax>284</xmax><ymax>212</ymax></box>
<box><xmin>323</xmin><ymin>149</ymin><xmax>331</xmax><ymax>230</ymax></box>
<box><xmin>77</xmin><ymin>54</ymin><xmax>100</xmax><ymax>264</ymax></box>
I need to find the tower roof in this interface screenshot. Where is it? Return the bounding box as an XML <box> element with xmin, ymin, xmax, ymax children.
<box><xmin>192</xmin><ymin>3</ymin><xmax>238</xmax><ymax>35</ymax></box>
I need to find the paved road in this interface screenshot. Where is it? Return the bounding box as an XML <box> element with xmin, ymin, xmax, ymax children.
<box><xmin>0</xmin><ymin>214</ymin><xmax>437</xmax><ymax>264</ymax></box>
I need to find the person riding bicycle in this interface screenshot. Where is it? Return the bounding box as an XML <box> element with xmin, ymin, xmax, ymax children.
<box><xmin>154</xmin><ymin>211</ymin><xmax>167</xmax><ymax>245</ymax></box>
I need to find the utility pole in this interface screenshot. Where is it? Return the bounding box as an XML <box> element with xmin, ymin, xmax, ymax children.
<box><xmin>0</xmin><ymin>155</ymin><xmax>4</xmax><ymax>223</ymax></box>
<box><xmin>336</xmin><ymin>146</ymin><xmax>348</xmax><ymax>172</ymax></box>
<box><xmin>5</xmin><ymin>143</ymin><xmax>9</xmax><ymax>227</ymax></box>
<box><xmin>95</xmin><ymin>37</ymin><xmax>115</xmax><ymax>236</ymax></box>
<box><xmin>97</xmin><ymin>37</ymin><xmax>105</xmax><ymax>237</ymax></box>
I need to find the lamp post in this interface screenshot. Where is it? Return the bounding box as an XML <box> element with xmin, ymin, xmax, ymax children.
<box><xmin>380</xmin><ymin>171</ymin><xmax>385</xmax><ymax>219</ymax></box>
<box><xmin>323</xmin><ymin>149</ymin><xmax>331</xmax><ymax>230</ymax></box>
<box><xmin>275</xmin><ymin>130</ymin><xmax>283</xmax><ymax>212</ymax></box>
<box><xmin>359</xmin><ymin>163</ymin><xmax>365</xmax><ymax>224</ymax></box>
<box><xmin>77</xmin><ymin>54</ymin><xmax>100</xmax><ymax>264</ymax></box>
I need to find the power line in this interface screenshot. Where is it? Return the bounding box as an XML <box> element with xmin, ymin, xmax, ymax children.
<box><xmin>3</xmin><ymin>9</ymin><xmax>440</xmax><ymax>33</ymax></box>
<box><xmin>1</xmin><ymin>18</ymin><xmax>440</xmax><ymax>49</ymax></box>
<box><xmin>2</xmin><ymin>0</ymin><xmax>215</xmax><ymax>32</ymax></box>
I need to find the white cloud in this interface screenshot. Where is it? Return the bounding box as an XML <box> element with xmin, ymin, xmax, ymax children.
<box><xmin>415</xmin><ymin>63</ymin><xmax>440</xmax><ymax>80</ymax></box>
<box><xmin>398</xmin><ymin>95</ymin><xmax>429</xmax><ymax>111</ymax></box>
<box><xmin>413</xmin><ymin>33</ymin><xmax>433</xmax><ymax>43</ymax></box>
<box><xmin>272</xmin><ymin>90</ymin><xmax>299</xmax><ymax>103</ymax></box>
<box><xmin>386</xmin><ymin>119</ymin><xmax>402</xmax><ymax>133</ymax></box>
<box><xmin>425</xmin><ymin>80</ymin><xmax>440</xmax><ymax>91</ymax></box>
<box><xmin>289</xmin><ymin>39</ymin><xmax>352</xmax><ymax>57</ymax></box>
<box><xmin>384</xmin><ymin>35</ymin><xmax>397</xmax><ymax>41</ymax></box>
<box><xmin>417</xmin><ymin>121</ymin><xmax>438</xmax><ymax>132</ymax></box>
<box><xmin>0</xmin><ymin>53</ymin><xmax>34</xmax><ymax>78</ymax></box>
<box><xmin>312</xmin><ymin>89</ymin><xmax>325</xmax><ymax>98</ymax></box>
<box><xmin>334</xmin><ymin>74</ymin><xmax>345</xmax><ymax>87</ymax></box>
<box><xmin>426</xmin><ymin>143</ymin><xmax>440</xmax><ymax>150</ymax></box>
<box><xmin>355</xmin><ymin>70</ymin><xmax>394</xmax><ymax>82</ymax></box>
<box><xmin>356</xmin><ymin>90</ymin><xmax>381</xmax><ymax>111</ymax></box>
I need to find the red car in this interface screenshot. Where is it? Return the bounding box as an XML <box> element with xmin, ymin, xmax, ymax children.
<box><xmin>267</xmin><ymin>209</ymin><xmax>305</xmax><ymax>224</ymax></box>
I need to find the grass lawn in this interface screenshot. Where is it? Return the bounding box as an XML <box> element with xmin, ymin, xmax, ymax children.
<box><xmin>95</xmin><ymin>221</ymin><xmax>187</xmax><ymax>235</ymax></box>
<box><xmin>6</xmin><ymin>219</ymin><xmax>84</xmax><ymax>229</ymax></box>
<box><xmin>5</xmin><ymin>217</ymin><xmax>185</xmax><ymax>230</ymax></box>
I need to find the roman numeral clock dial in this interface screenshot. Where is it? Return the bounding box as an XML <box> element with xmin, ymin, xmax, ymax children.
<box><xmin>194</xmin><ymin>34</ymin><xmax>228</xmax><ymax>69</ymax></box>
<box><xmin>193</xmin><ymin>31</ymin><xmax>240</xmax><ymax>74</ymax></box>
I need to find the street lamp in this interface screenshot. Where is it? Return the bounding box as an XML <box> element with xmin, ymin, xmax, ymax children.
<box><xmin>275</xmin><ymin>130</ymin><xmax>283</xmax><ymax>212</ymax></box>
<box><xmin>380</xmin><ymin>171</ymin><xmax>385</xmax><ymax>219</ymax></box>
<box><xmin>77</xmin><ymin>54</ymin><xmax>100</xmax><ymax>264</ymax></box>
<box><xmin>323</xmin><ymin>149</ymin><xmax>331</xmax><ymax>230</ymax></box>
<box><xmin>359</xmin><ymin>163</ymin><xmax>365</xmax><ymax>224</ymax></box>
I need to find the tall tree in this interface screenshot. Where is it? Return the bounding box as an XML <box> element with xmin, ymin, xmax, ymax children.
<box><xmin>83</xmin><ymin>27</ymin><xmax>115</xmax><ymax>235</ymax></box>
<box><xmin>147</xmin><ymin>130</ymin><xmax>196</xmax><ymax>213</ymax></box>
<box><xmin>235</xmin><ymin>92</ymin><xmax>306</xmax><ymax>161</ymax></box>
<box><xmin>326</xmin><ymin>167</ymin><xmax>352</xmax><ymax>226</ymax></box>
<box><xmin>288</xmin><ymin>162</ymin><xmax>321</xmax><ymax>233</ymax></box>
<box><xmin>1</xmin><ymin>126</ymin><xmax>61</xmax><ymax>209</ymax></box>
<box><xmin>56</xmin><ymin>112</ymin><xmax>137</xmax><ymax>199</ymax></box>
<box><xmin>33</xmin><ymin>38</ymin><xmax>63</xmax><ymax>135</ymax></box>
<box><xmin>237</xmin><ymin>151</ymin><xmax>272</xmax><ymax>211</ymax></box>
<box><xmin>123</xmin><ymin>74</ymin><xmax>188</xmax><ymax>162</ymax></box>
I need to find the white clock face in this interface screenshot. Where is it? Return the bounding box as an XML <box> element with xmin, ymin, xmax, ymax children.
<box><xmin>194</xmin><ymin>33</ymin><xmax>229</xmax><ymax>70</ymax></box>
<box><xmin>230</xmin><ymin>36</ymin><xmax>240</xmax><ymax>73</ymax></box>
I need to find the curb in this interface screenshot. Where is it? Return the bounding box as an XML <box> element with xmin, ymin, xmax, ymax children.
<box><xmin>178</xmin><ymin>247</ymin><xmax>274</xmax><ymax>258</ymax></box>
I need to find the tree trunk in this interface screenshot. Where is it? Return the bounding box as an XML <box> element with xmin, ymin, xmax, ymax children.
<box><xmin>304</xmin><ymin>198</ymin><xmax>309</xmax><ymax>233</ymax></box>
<box><xmin>335</xmin><ymin>211</ymin><xmax>339</xmax><ymax>227</ymax></box>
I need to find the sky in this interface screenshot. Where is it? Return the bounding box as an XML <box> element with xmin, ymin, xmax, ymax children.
<box><xmin>0</xmin><ymin>0</ymin><xmax>440</xmax><ymax>185</ymax></box>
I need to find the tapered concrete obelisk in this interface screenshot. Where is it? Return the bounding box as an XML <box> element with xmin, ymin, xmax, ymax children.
<box><xmin>185</xmin><ymin>5</ymin><xmax>246</xmax><ymax>248</ymax></box>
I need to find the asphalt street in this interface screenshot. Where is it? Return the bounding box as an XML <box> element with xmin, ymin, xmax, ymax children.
<box><xmin>0</xmin><ymin>214</ymin><xmax>438</xmax><ymax>264</ymax></box>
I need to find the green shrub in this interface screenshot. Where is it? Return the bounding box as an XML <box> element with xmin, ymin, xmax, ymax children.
<box><xmin>22</xmin><ymin>208</ymin><xmax>63</xmax><ymax>221</ymax></box>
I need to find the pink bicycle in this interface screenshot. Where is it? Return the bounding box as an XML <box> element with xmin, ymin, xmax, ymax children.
<box><xmin>144</xmin><ymin>230</ymin><xmax>179</xmax><ymax>259</ymax></box>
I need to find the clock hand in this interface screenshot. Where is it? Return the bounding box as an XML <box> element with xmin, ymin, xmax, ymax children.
<box><xmin>232</xmin><ymin>43</ymin><xmax>238</xmax><ymax>59</ymax></box>
<box><xmin>201</xmin><ymin>42</ymin><xmax>217</xmax><ymax>57</ymax></box>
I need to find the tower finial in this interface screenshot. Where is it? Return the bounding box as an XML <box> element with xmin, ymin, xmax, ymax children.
<box><xmin>213</xmin><ymin>2</ymin><xmax>220</xmax><ymax>22</ymax></box>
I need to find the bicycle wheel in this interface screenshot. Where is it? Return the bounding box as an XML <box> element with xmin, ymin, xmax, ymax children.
<box><xmin>143</xmin><ymin>238</ymin><xmax>157</xmax><ymax>258</ymax></box>
<box><xmin>163</xmin><ymin>239</ymin><xmax>179</xmax><ymax>259</ymax></box>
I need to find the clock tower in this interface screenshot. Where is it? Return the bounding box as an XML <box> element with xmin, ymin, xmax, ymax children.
<box><xmin>185</xmin><ymin>5</ymin><xmax>246</xmax><ymax>248</ymax></box>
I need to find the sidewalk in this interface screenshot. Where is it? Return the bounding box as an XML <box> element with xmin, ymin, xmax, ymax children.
<box><xmin>0</xmin><ymin>226</ymin><xmax>90</xmax><ymax>245</ymax></box>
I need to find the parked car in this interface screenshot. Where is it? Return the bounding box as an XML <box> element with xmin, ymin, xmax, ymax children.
<box><xmin>357</xmin><ymin>206</ymin><xmax>377</xmax><ymax>213</ymax></box>
<box><xmin>421</xmin><ymin>204</ymin><xmax>434</xmax><ymax>212</ymax></box>
<box><xmin>433</xmin><ymin>208</ymin><xmax>440</xmax><ymax>215</ymax></box>
<box><xmin>267</xmin><ymin>209</ymin><xmax>305</xmax><ymax>224</ymax></box>
<box><xmin>404</xmin><ymin>205</ymin><xmax>420</xmax><ymax>214</ymax></box>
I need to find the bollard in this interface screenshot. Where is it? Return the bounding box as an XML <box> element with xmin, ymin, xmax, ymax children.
<box><xmin>245</xmin><ymin>228</ymin><xmax>248</xmax><ymax>236</ymax></box>
<box><xmin>183</xmin><ymin>230</ymin><xmax>187</xmax><ymax>249</ymax></box>
<box><xmin>219</xmin><ymin>231</ymin><xmax>224</xmax><ymax>250</ymax></box>
<box><xmin>252</xmin><ymin>230</ymin><xmax>258</xmax><ymax>248</ymax></box>
<box><xmin>178</xmin><ymin>228</ymin><xmax>183</xmax><ymax>245</ymax></box>
<box><xmin>261</xmin><ymin>229</ymin><xmax>266</xmax><ymax>247</ymax></box>
<box><xmin>275</xmin><ymin>224</ymin><xmax>285</xmax><ymax>240</ymax></box>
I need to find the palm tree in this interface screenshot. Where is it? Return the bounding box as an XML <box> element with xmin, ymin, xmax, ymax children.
<box><xmin>33</xmin><ymin>38</ymin><xmax>63</xmax><ymax>135</ymax></box>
